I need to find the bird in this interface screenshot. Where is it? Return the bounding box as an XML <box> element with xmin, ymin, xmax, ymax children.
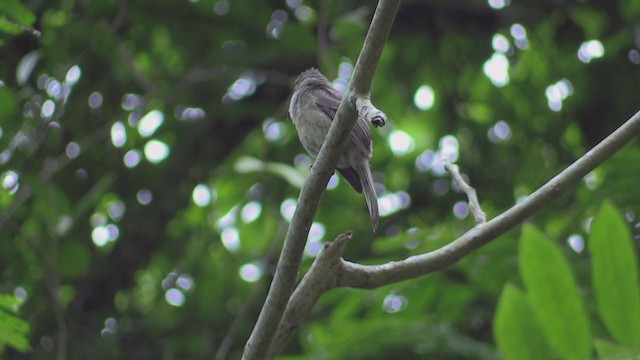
<box><xmin>288</xmin><ymin>68</ymin><xmax>379</xmax><ymax>232</ymax></box>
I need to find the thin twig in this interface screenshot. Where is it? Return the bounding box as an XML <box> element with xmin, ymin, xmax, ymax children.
<box><xmin>445</xmin><ymin>162</ymin><xmax>486</xmax><ymax>224</ymax></box>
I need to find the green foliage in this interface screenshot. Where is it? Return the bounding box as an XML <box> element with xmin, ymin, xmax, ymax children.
<box><xmin>519</xmin><ymin>225</ymin><xmax>591</xmax><ymax>360</ymax></box>
<box><xmin>589</xmin><ymin>202</ymin><xmax>640</xmax><ymax>350</ymax></box>
<box><xmin>1</xmin><ymin>0</ymin><xmax>639</xmax><ymax>358</ymax></box>
<box><xmin>494</xmin><ymin>284</ymin><xmax>552</xmax><ymax>360</ymax></box>
<box><xmin>495</xmin><ymin>203</ymin><xmax>640</xmax><ymax>359</ymax></box>
<box><xmin>0</xmin><ymin>294</ymin><xmax>30</xmax><ymax>353</ymax></box>
<box><xmin>0</xmin><ymin>0</ymin><xmax>36</xmax><ymax>35</ymax></box>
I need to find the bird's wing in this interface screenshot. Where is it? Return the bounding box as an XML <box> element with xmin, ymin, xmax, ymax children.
<box><xmin>337</xmin><ymin>167</ymin><xmax>363</xmax><ymax>193</ymax></box>
<box><xmin>314</xmin><ymin>87</ymin><xmax>372</xmax><ymax>158</ymax></box>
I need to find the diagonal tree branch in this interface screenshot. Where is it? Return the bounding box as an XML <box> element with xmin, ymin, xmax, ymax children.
<box><xmin>338</xmin><ymin>108</ymin><xmax>640</xmax><ymax>289</ymax></box>
<box><xmin>261</xmin><ymin>109</ymin><xmax>640</xmax><ymax>355</ymax></box>
<box><xmin>241</xmin><ymin>1</ymin><xmax>401</xmax><ymax>359</ymax></box>
<box><xmin>267</xmin><ymin>232</ymin><xmax>353</xmax><ymax>358</ymax></box>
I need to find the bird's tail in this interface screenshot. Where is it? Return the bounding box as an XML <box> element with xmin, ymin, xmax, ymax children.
<box><xmin>357</xmin><ymin>161</ymin><xmax>379</xmax><ymax>232</ymax></box>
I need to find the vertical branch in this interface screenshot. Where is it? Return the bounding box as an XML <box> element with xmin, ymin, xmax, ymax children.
<box><xmin>241</xmin><ymin>1</ymin><xmax>401</xmax><ymax>359</ymax></box>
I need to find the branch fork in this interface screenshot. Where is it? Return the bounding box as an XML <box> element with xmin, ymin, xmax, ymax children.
<box><xmin>254</xmin><ymin>107</ymin><xmax>640</xmax><ymax>358</ymax></box>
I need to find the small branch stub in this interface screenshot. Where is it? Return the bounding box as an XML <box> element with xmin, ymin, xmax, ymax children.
<box><xmin>445</xmin><ymin>162</ymin><xmax>486</xmax><ymax>225</ymax></box>
<box><xmin>356</xmin><ymin>97</ymin><xmax>387</xmax><ymax>127</ymax></box>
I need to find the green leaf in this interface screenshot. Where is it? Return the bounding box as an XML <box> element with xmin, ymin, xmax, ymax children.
<box><xmin>234</xmin><ymin>156</ymin><xmax>306</xmax><ymax>188</ymax></box>
<box><xmin>520</xmin><ymin>224</ymin><xmax>591</xmax><ymax>360</ymax></box>
<box><xmin>594</xmin><ymin>339</ymin><xmax>640</xmax><ymax>360</ymax></box>
<box><xmin>0</xmin><ymin>0</ymin><xmax>36</xmax><ymax>25</ymax></box>
<box><xmin>0</xmin><ymin>0</ymin><xmax>36</xmax><ymax>36</ymax></box>
<box><xmin>0</xmin><ymin>294</ymin><xmax>30</xmax><ymax>352</ymax></box>
<box><xmin>494</xmin><ymin>284</ymin><xmax>552</xmax><ymax>360</ymax></box>
<box><xmin>589</xmin><ymin>201</ymin><xmax>640</xmax><ymax>349</ymax></box>
<box><xmin>0</xmin><ymin>87</ymin><xmax>18</xmax><ymax>118</ymax></box>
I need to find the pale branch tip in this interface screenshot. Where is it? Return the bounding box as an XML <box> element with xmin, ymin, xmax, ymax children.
<box><xmin>355</xmin><ymin>97</ymin><xmax>387</xmax><ymax>127</ymax></box>
<box><xmin>445</xmin><ymin>162</ymin><xmax>487</xmax><ymax>225</ymax></box>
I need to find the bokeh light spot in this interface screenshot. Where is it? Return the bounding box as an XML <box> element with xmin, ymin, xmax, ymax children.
<box><xmin>439</xmin><ymin>135</ymin><xmax>459</xmax><ymax>163</ymax></box>
<box><xmin>453</xmin><ymin>201</ymin><xmax>469</xmax><ymax>219</ymax></box>
<box><xmin>629</xmin><ymin>50</ymin><xmax>640</xmax><ymax>65</ymax></box>
<box><xmin>111</xmin><ymin>121</ymin><xmax>127</xmax><ymax>148</ymax></box>
<box><xmin>214</xmin><ymin>1</ymin><xmax>230</xmax><ymax>15</ymax></box>
<box><xmin>221</xmin><ymin>227</ymin><xmax>240</xmax><ymax>252</ymax></box>
<box><xmin>138</xmin><ymin>110</ymin><xmax>164</xmax><ymax>137</ymax></box>
<box><xmin>578</xmin><ymin>40</ymin><xmax>605</xmax><ymax>63</ymax></box>
<box><xmin>1</xmin><ymin>170</ymin><xmax>19</xmax><ymax>194</ymax></box>
<box><xmin>483</xmin><ymin>53</ymin><xmax>509</xmax><ymax>87</ymax></box>
<box><xmin>88</xmin><ymin>92</ymin><xmax>103</xmax><ymax>109</ymax></box>
<box><xmin>382</xmin><ymin>293</ymin><xmax>408</xmax><ymax>313</ymax></box>
<box><xmin>308</xmin><ymin>222</ymin><xmax>325</xmax><ymax>242</ymax></box>
<box><xmin>192</xmin><ymin>184</ymin><xmax>212</xmax><ymax>207</ymax></box>
<box><xmin>545</xmin><ymin>79</ymin><xmax>574</xmax><ymax>112</ymax></box>
<box><xmin>388</xmin><ymin>130</ymin><xmax>415</xmax><ymax>156</ymax></box>
<box><xmin>239</xmin><ymin>263</ymin><xmax>262</xmax><ymax>283</ymax></box>
<box><xmin>177</xmin><ymin>275</ymin><xmax>194</xmax><ymax>291</ymax></box>
<box><xmin>241</xmin><ymin>201</ymin><xmax>262</xmax><ymax>223</ymax></box>
<box><xmin>41</xmin><ymin>100</ymin><xmax>55</xmax><ymax>118</ymax></box>
<box><xmin>65</xmin><ymin>65</ymin><xmax>81</xmax><ymax>85</ymax></box>
<box><xmin>91</xmin><ymin>226</ymin><xmax>110</xmax><ymax>247</ymax></box>
<box><xmin>583</xmin><ymin>172</ymin><xmax>598</xmax><ymax>189</ymax></box>
<box><xmin>567</xmin><ymin>234</ymin><xmax>585</xmax><ymax>253</ymax></box>
<box><xmin>123</xmin><ymin>149</ymin><xmax>141</xmax><ymax>168</ymax></box>
<box><xmin>137</xmin><ymin>189</ymin><xmax>153</xmax><ymax>205</ymax></box>
<box><xmin>144</xmin><ymin>140</ymin><xmax>170</xmax><ymax>164</ymax></box>
<box><xmin>280</xmin><ymin>198</ymin><xmax>297</xmax><ymax>222</ymax></box>
<box><xmin>413</xmin><ymin>85</ymin><xmax>435</xmax><ymax>110</ymax></box>
<box><xmin>107</xmin><ymin>201</ymin><xmax>126</xmax><ymax>221</ymax></box>
<box><xmin>492</xmin><ymin>34</ymin><xmax>510</xmax><ymax>53</ymax></box>
<box><xmin>488</xmin><ymin>0</ymin><xmax>510</xmax><ymax>9</ymax></box>
<box><xmin>488</xmin><ymin>120</ymin><xmax>511</xmax><ymax>143</ymax></box>
<box><xmin>65</xmin><ymin>142</ymin><xmax>80</xmax><ymax>159</ymax></box>
<box><xmin>121</xmin><ymin>94</ymin><xmax>143</xmax><ymax>111</ymax></box>
<box><xmin>327</xmin><ymin>174</ymin><xmax>339</xmax><ymax>190</ymax></box>
<box><xmin>262</xmin><ymin>119</ymin><xmax>286</xmax><ymax>141</ymax></box>
<box><xmin>165</xmin><ymin>288</ymin><xmax>185</xmax><ymax>307</ymax></box>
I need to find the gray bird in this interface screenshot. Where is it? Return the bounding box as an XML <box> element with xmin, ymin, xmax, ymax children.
<box><xmin>289</xmin><ymin>68</ymin><xmax>379</xmax><ymax>232</ymax></box>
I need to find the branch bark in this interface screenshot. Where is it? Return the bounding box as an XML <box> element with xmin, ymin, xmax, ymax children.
<box><xmin>241</xmin><ymin>1</ymin><xmax>401</xmax><ymax>359</ymax></box>
<box><xmin>265</xmin><ymin>108</ymin><xmax>640</xmax><ymax>353</ymax></box>
<box><xmin>339</xmin><ymin>109</ymin><xmax>640</xmax><ymax>288</ymax></box>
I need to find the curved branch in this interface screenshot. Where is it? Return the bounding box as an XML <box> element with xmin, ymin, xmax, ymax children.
<box><xmin>339</xmin><ymin>109</ymin><xmax>640</xmax><ymax>288</ymax></box>
<box><xmin>267</xmin><ymin>232</ymin><xmax>352</xmax><ymax>358</ymax></box>
<box><xmin>241</xmin><ymin>1</ymin><xmax>401</xmax><ymax>359</ymax></box>
<box><xmin>262</xmin><ymin>109</ymin><xmax>640</xmax><ymax>355</ymax></box>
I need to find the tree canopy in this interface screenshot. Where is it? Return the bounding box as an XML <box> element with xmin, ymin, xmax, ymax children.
<box><xmin>1</xmin><ymin>0</ymin><xmax>639</xmax><ymax>358</ymax></box>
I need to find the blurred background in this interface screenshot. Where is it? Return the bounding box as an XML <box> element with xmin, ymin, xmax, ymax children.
<box><xmin>1</xmin><ymin>0</ymin><xmax>639</xmax><ymax>358</ymax></box>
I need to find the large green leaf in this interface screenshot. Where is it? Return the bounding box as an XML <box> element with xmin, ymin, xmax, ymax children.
<box><xmin>494</xmin><ymin>284</ymin><xmax>552</xmax><ymax>360</ymax></box>
<box><xmin>0</xmin><ymin>294</ymin><xmax>30</xmax><ymax>352</ymax></box>
<box><xmin>594</xmin><ymin>339</ymin><xmax>640</xmax><ymax>359</ymax></box>
<box><xmin>520</xmin><ymin>224</ymin><xmax>591</xmax><ymax>360</ymax></box>
<box><xmin>589</xmin><ymin>201</ymin><xmax>640</xmax><ymax>349</ymax></box>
